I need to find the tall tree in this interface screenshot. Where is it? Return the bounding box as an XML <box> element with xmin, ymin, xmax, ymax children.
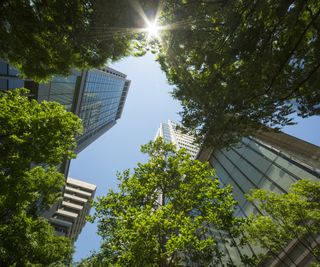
<box><xmin>156</xmin><ymin>0</ymin><xmax>320</xmax><ymax>149</ymax></box>
<box><xmin>0</xmin><ymin>89</ymin><xmax>82</xmax><ymax>265</ymax></box>
<box><xmin>79</xmin><ymin>138</ymin><xmax>237</xmax><ymax>267</ymax></box>
<box><xmin>0</xmin><ymin>0</ymin><xmax>158</xmax><ymax>81</ymax></box>
<box><xmin>242</xmin><ymin>180</ymin><xmax>320</xmax><ymax>265</ymax></box>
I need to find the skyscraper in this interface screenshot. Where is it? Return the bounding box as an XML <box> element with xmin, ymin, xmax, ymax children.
<box><xmin>154</xmin><ymin>120</ymin><xmax>320</xmax><ymax>266</ymax></box>
<box><xmin>0</xmin><ymin>60</ymin><xmax>130</xmax><ymax>175</ymax></box>
<box><xmin>197</xmin><ymin>131</ymin><xmax>320</xmax><ymax>266</ymax></box>
<box><xmin>75</xmin><ymin>68</ymin><xmax>130</xmax><ymax>153</ymax></box>
<box><xmin>34</xmin><ymin>67</ymin><xmax>130</xmax><ymax>156</ymax></box>
<box><xmin>1</xmin><ymin>60</ymin><xmax>130</xmax><ymax>241</ymax></box>
<box><xmin>155</xmin><ymin>120</ymin><xmax>199</xmax><ymax>158</ymax></box>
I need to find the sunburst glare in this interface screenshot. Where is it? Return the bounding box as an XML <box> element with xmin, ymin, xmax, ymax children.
<box><xmin>146</xmin><ymin>21</ymin><xmax>160</xmax><ymax>39</ymax></box>
<box><xmin>125</xmin><ymin>0</ymin><xmax>193</xmax><ymax>42</ymax></box>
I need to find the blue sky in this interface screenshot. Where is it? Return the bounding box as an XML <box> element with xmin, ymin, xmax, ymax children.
<box><xmin>70</xmin><ymin>52</ymin><xmax>181</xmax><ymax>262</ymax></box>
<box><xmin>69</xmin><ymin>52</ymin><xmax>320</xmax><ymax>262</ymax></box>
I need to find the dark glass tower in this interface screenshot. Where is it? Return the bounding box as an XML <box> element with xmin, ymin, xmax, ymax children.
<box><xmin>1</xmin><ymin>60</ymin><xmax>130</xmax><ymax>241</ymax></box>
<box><xmin>75</xmin><ymin>68</ymin><xmax>130</xmax><ymax>154</ymax></box>
<box><xmin>197</xmin><ymin>131</ymin><xmax>320</xmax><ymax>266</ymax></box>
<box><xmin>0</xmin><ymin>60</ymin><xmax>130</xmax><ymax>175</ymax></box>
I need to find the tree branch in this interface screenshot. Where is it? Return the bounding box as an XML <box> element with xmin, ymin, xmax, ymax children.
<box><xmin>265</xmin><ymin>5</ymin><xmax>320</xmax><ymax>94</ymax></box>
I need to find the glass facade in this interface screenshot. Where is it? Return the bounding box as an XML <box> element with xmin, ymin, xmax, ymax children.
<box><xmin>0</xmin><ymin>59</ymin><xmax>7</xmax><ymax>75</ymax></box>
<box><xmin>208</xmin><ymin>136</ymin><xmax>320</xmax><ymax>266</ymax></box>
<box><xmin>0</xmin><ymin>59</ymin><xmax>24</xmax><ymax>91</ymax></box>
<box><xmin>0</xmin><ymin>59</ymin><xmax>130</xmax><ymax>175</ymax></box>
<box><xmin>76</xmin><ymin>69</ymin><xmax>128</xmax><ymax>147</ymax></box>
<box><xmin>0</xmin><ymin>60</ymin><xmax>79</xmax><ymax>109</ymax></box>
<box><xmin>38</xmin><ymin>74</ymin><xmax>79</xmax><ymax>111</ymax></box>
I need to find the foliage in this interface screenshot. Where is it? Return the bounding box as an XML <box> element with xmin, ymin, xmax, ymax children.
<box><xmin>0</xmin><ymin>89</ymin><xmax>83</xmax><ymax>168</ymax></box>
<box><xmin>156</xmin><ymin>0</ymin><xmax>320</xmax><ymax>149</ymax></box>
<box><xmin>0</xmin><ymin>166</ymin><xmax>65</xmax><ymax>225</ymax></box>
<box><xmin>0</xmin><ymin>213</ymin><xmax>73</xmax><ymax>266</ymax></box>
<box><xmin>0</xmin><ymin>89</ymin><xmax>82</xmax><ymax>265</ymax></box>
<box><xmin>243</xmin><ymin>180</ymin><xmax>320</xmax><ymax>263</ymax></box>
<box><xmin>76</xmin><ymin>253</ymin><xmax>111</xmax><ymax>267</ymax></box>
<box><xmin>80</xmin><ymin>138</ymin><xmax>237</xmax><ymax>267</ymax></box>
<box><xmin>0</xmin><ymin>0</ymin><xmax>158</xmax><ymax>81</ymax></box>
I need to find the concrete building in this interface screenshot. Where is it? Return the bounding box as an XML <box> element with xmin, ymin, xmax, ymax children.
<box><xmin>155</xmin><ymin>120</ymin><xmax>199</xmax><ymax>158</ymax></box>
<box><xmin>0</xmin><ymin>60</ymin><xmax>130</xmax><ymax>176</ymax></box>
<box><xmin>197</xmin><ymin>131</ymin><xmax>320</xmax><ymax>266</ymax></box>
<box><xmin>45</xmin><ymin>177</ymin><xmax>96</xmax><ymax>242</ymax></box>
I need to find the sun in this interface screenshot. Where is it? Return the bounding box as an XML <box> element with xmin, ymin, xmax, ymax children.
<box><xmin>146</xmin><ymin>21</ymin><xmax>159</xmax><ymax>39</ymax></box>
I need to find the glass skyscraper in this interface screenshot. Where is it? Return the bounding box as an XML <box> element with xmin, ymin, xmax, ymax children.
<box><xmin>37</xmin><ymin>72</ymin><xmax>81</xmax><ymax>112</ymax></box>
<box><xmin>35</xmin><ymin>67</ymin><xmax>130</xmax><ymax>155</ymax></box>
<box><xmin>197</xmin><ymin>131</ymin><xmax>320</xmax><ymax>266</ymax></box>
<box><xmin>154</xmin><ymin>120</ymin><xmax>320</xmax><ymax>266</ymax></box>
<box><xmin>0</xmin><ymin>60</ymin><xmax>130</xmax><ymax>175</ymax></box>
<box><xmin>75</xmin><ymin>68</ymin><xmax>130</xmax><ymax>154</ymax></box>
<box><xmin>1</xmin><ymin>60</ymin><xmax>130</xmax><ymax>242</ymax></box>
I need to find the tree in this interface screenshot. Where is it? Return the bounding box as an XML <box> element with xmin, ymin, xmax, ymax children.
<box><xmin>156</xmin><ymin>0</ymin><xmax>320</xmax><ymax>149</ymax></box>
<box><xmin>0</xmin><ymin>0</ymin><xmax>158</xmax><ymax>81</ymax></box>
<box><xmin>0</xmin><ymin>213</ymin><xmax>74</xmax><ymax>266</ymax></box>
<box><xmin>242</xmin><ymin>180</ymin><xmax>320</xmax><ymax>265</ymax></box>
<box><xmin>0</xmin><ymin>89</ymin><xmax>83</xmax><ymax>265</ymax></box>
<box><xmin>80</xmin><ymin>138</ymin><xmax>237</xmax><ymax>267</ymax></box>
<box><xmin>0</xmin><ymin>89</ymin><xmax>82</xmax><ymax>170</ymax></box>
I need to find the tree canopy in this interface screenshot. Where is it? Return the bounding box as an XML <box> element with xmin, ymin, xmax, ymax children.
<box><xmin>156</xmin><ymin>0</ymin><xmax>320</xmax><ymax>149</ymax></box>
<box><xmin>0</xmin><ymin>89</ymin><xmax>83</xmax><ymax>265</ymax></box>
<box><xmin>243</xmin><ymin>179</ymin><xmax>320</xmax><ymax>265</ymax></box>
<box><xmin>2</xmin><ymin>0</ymin><xmax>319</xmax><ymax>147</ymax></box>
<box><xmin>0</xmin><ymin>0</ymin><xmax>158</xmax><ymax>81</ymax></box>
<box><xmin>0</xmin><ymin>89</ymin><xmax>83</xmax><ymax>170</ymax></box>
<box><xmin>0</xmin><ymin>213</ymin><xmax>74</xmax><ymax>266</ymax></box>
<box><xmin>79</xmin><ymin>138</ymin><xmax>237</xmax><ymax>267</ymax></box>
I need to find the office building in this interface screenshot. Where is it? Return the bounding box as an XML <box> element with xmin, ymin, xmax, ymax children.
<box><xmin>1</xmin><ymin>60</ymin><xmax>129</xmax><ymax>240</ymax></box>
<box><xmin>155</xmin><ymin>120</ymin><xmax>199</xmax><ymax>158</ymax></box>
<box><xmin>0</xmin><ymin>60</ymin><xmax>130</xmax><ymax>175</ymax></box>
<box><xmin>44</xmin><ymin>177</ymin><xmax>96</xmax><ymax>242</ymax></box>
<box><xmin>197</xmin><ymin>131</ymin><xmax>320</xmax><ymax>266</ymax></box>
<box><xmin>154</xmin><ymin>121</ymin><xmax>320</xmax><ymax>265</ymax></box>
